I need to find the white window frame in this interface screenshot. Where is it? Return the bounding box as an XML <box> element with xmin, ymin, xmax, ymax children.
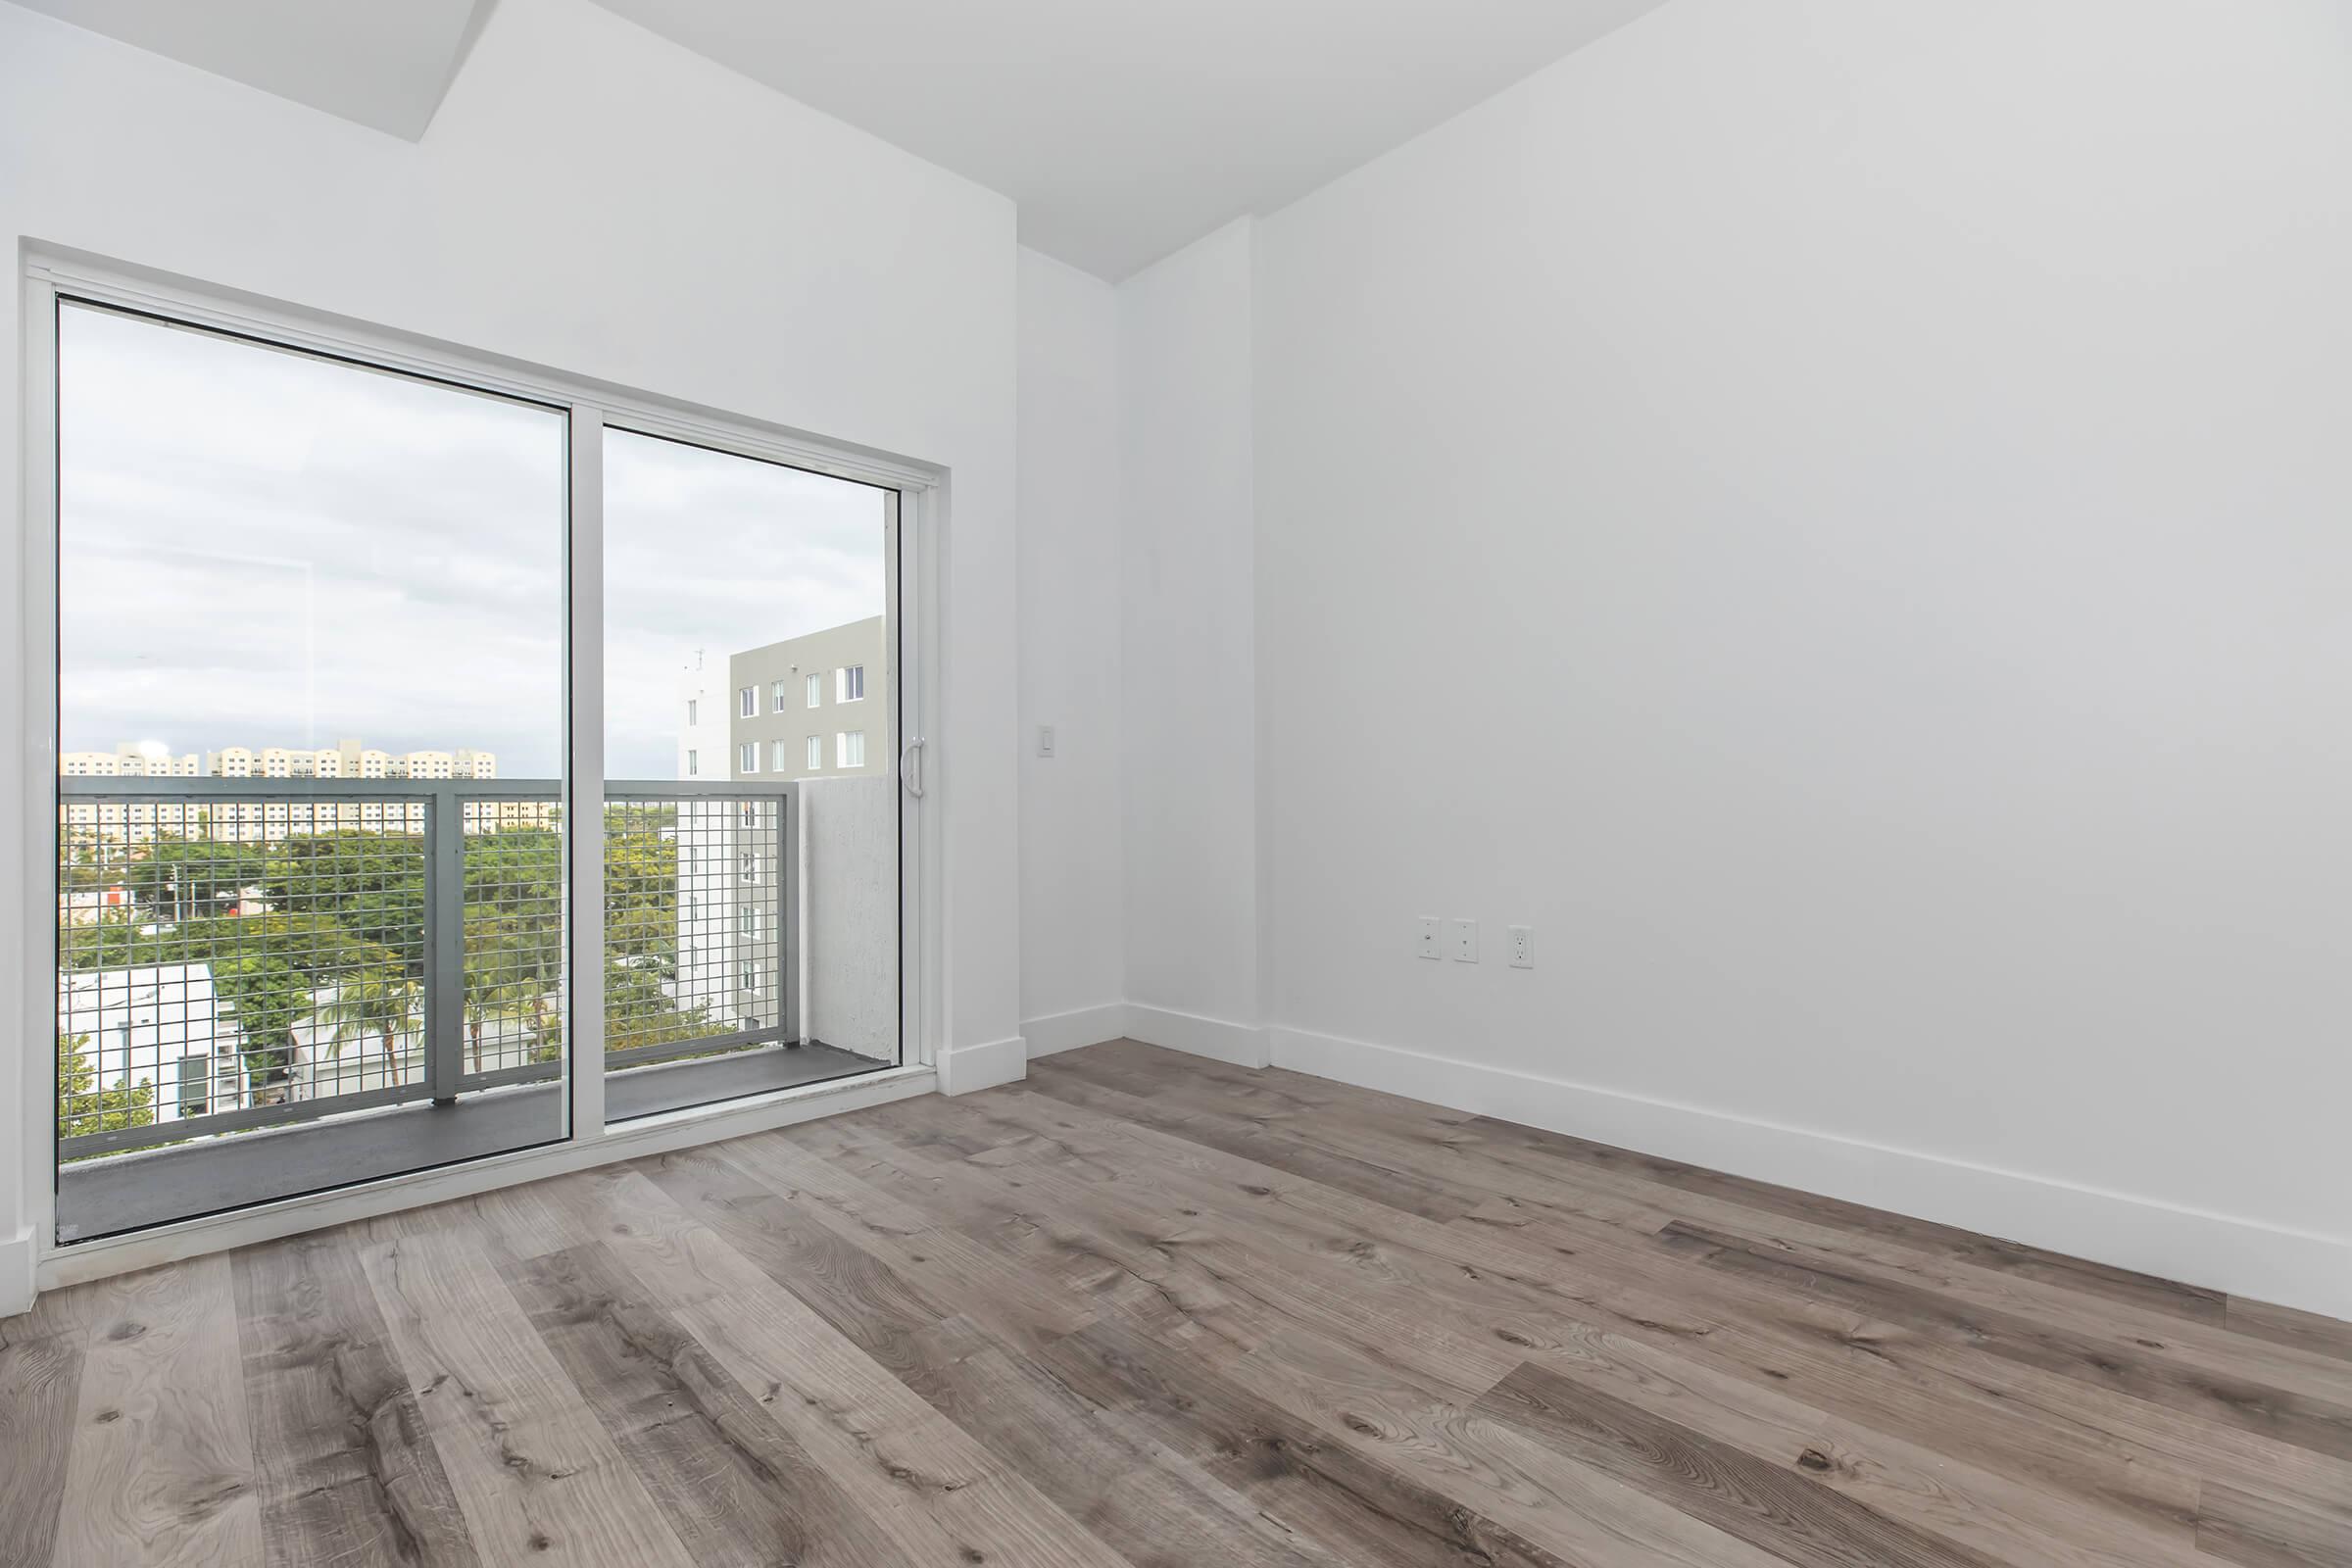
<box><xmin>738</xmin><ymin>686</ymin><xmax>756</xmax><ymax>718</ymax></box>
<box><xmin>838</xmin><ymin>664</ymin><xmax>865</xmax><ymax>703</ymax></box>
<box><xmin>806</xmin><ymin>734</ymin><xmax>824</xmax><ymax>771</ymax></box>
<box><xmin>805</xmin><ymin>672</ymin><xmax>822</xmax><ymax>709</ymax></box>
<box><xmin>839</xmin><ymin>730</ymin><xmax>866</xmax><ymax>769</ymax></box>
<box><xmin>686</xmin><ymin>749</ymin><xmax>699</xmax><ymax>777</ymax></box>
<box><xmin>19</xmin><ymin>251</ymin><xmax>943</xmax><ymax>1298</ymax></box>
<box><xmin>738</xmin><ymin>741</ymin><xmax>760</xmax><ymax>774</ymax></box>
<box><xmin>769</xmin><ymin>738</ymin><xmax>790</xmax><ymax>772</ymax></box>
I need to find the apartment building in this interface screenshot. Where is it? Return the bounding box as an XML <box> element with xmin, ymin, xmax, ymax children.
<box><xmin>64</xmin><ymin>740</ymin><xmax>499</xmax><ymax>782</ymax></box>
<box><xmin>676</xmin><ymin>650</ymin><xmax>718</xmax><ymax>781</ymax></box>
<box><xmin>59</xmin><ymin>738</ymin><xmax>518</xmax><ymax>848</ymax></box>
<box><xmin>664</xmin><ymin>622</ymin><xmax>885</xmax><ymax>1040</ymax></box>
<box><xmin>723</xmin><ymin>616</ymin><xmax>890</xmax><ymax>782</ymax></box>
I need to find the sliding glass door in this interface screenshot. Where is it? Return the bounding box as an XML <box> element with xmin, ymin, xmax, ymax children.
<box><xmin>44</xmin><ymin>280</ymin><xmax>915</xmax><ymax>1244</ymax></box>
<box><xmin>600</xmin><ymin>429</ymin><xmax>903</xmax><ymax>1120</ymax></box>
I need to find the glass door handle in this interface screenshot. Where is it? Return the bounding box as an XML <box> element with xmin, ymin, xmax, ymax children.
<box><xmin>901</xmin><ymin>736</ymin><xmax>925</xmax><ymax>799</ymax></box>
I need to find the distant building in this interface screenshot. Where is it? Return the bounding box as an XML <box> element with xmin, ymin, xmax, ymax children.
<box><xmin>723</xmin><ymin>615</ymin><xmax>891</xmax><ymax>781</ymax></box>
<box><xmin>60</xmin><ymin>746</ymin><xmax>201</xmax><ymax>778</ymax></box>
<box><xmin>56</xmin><ymin>964</ymin><xmax>235</xmax><ymax>1128</ymax></box>
<box><xmin>668</xmin><ymin>617</ymin><xmax>889</xmax><ymax>1039</ymax></box>
<box><xmin>59</xmin><ymin>737</ymin><xmax>526</xmax><ymax>849</ymax></box>
<box><xmin>676</xmin><ymin>650</ymin><xmax>718</xmax><ymax>782</ymax></box>
<box><xmin>64</xmin><ymin>738</ymin><xmax>498</xmax><ymax>783</ymax></box>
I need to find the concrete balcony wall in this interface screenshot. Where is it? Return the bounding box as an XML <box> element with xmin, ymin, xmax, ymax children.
<box><xmin>799</xmin><ymin>776</ymin><xmax>899</xmax><ymax>1063</ymax></box>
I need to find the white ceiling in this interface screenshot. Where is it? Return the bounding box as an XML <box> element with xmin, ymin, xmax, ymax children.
<box><xmin>585</xmin><ymin>0</ymin><xmax>1672</xmax><ymax>279</ymax></box>
<box><xmin>10</xmin><ymin>0</ymin><xmax>1668</xmax><ymax>278</ymax></box>
<box><xmin>7</xmin><ymin>0</ymin><xmax>496</xmax><ymax>141</ymax></box>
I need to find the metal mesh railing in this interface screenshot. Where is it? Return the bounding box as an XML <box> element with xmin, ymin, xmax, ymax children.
<box><xmin>57</xmin><ymin>790</ymin><xmax>437</xmax><ymax>1156</ymax></box>
<box><xmin>604</xmin><ymin>790</ymin><xmax>790</xmax><ymax>1070</ymax></box>
<box><xmin>458</xmin><ymin>798</ymin><xmax>565</xmax><ymax>1083</ymax></box>
<box><xmin>55</xmin><ymin>778</ymin><xmax>794</xmax><ymax>1159</ymax></box>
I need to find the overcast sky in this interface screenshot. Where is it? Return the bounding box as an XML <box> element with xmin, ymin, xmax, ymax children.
<box><xmin>58</xmin><ymin>303</ymin><xmax>888</xmax><ymax>779</ymax></box>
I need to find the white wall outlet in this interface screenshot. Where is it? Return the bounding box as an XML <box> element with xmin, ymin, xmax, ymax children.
<box><xmin>1452</xmin><ymin>918</ymin><xmax>1479</xmax><ymax>962</ymax></box>
<box><xmin>1417</xmin><ymin>915</ymin><xmax>1441</xmax><ymax>959</ymax></box>
<box><xmin>1036</xmin><ymin>724</ymin><xmax>1056</xmax><ymax>758</ymax></box>
<box><xmin>1508</xmin><ymin>924</ymin><xmax>1534</xmax><ymax>968</ymax></box>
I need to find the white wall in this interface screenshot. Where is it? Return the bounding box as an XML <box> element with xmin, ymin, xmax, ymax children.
<box><xmin>0</xmin><ymin>0</ymin><xmax>1021</xmax><ymax>1311</ymax></box>
<box><xmin>1118</xmin><ymin>220</ymin><xmax>1264</xmax><ymax>1066</ymax></box>
<box><xmin>1252</xmin><ymin>0</ymin><xmax>2352</xmax><ymax>1312</ymax></box>
<box><xmin>1015</xmin><ymin>248</ymin><xmax>1127</xmax><ymax>1053</ymax></box>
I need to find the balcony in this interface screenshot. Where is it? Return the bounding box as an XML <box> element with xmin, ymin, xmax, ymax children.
<box><xmin>53</xmin><ymin>776</ymin><xmax>898</xmax><ymax>1241</ymax></box>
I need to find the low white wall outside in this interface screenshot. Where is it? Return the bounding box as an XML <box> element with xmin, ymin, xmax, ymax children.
<box><xmin>799</xmin><ymin>777</ymin><xmax>899</xmax><ymax>1062</ymax></box>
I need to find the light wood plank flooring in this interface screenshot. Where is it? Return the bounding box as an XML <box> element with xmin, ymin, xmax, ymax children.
<box><xmin>4</xmin><ymin>1039</ymin><xmax>2347</xmax><ymax>1566</ymax></box>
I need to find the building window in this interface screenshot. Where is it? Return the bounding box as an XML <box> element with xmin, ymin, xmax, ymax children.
<box><xmin>738</xmin><ymin>686</ymin><xmax>756</xmax><ymax>718</ymax></box>
<box><xmin>838</xmin><ymin>664</ymin><xmax>865</xmax><ymax>703</ymax></box>
<box><xmin>838</xmin><ymin>731</ymin><xmax>866</xmax><ymax>769</ymax></box>
<box><xmin>738</xmin><ymin>741</ymin><xmax>759</xmax><ymax>773</ymax></box>
<box><xmin>770</xmin><ymin>679</ymin><xmax>788</xmax><ymax>712</ymax></box>
<box><xmin>174</xmin><ymin>1056</ymin><xmax>209</xmax><ymax>1119</ymax></box>
<box><xmin>770</xmin><ymin>738</ymin><xmax>790</xmax><ymax>772</ymax></box>
<box><xmin>805</xmin><ymin>672</ymin><xmax>822</xmax><ymax>709</ymax></box>
<box><xmin>807</xmin><ymin>734</ymin><xmax>823</xmax><ymax>770</ymax></box>
<box><xmin>686</xmin><ymin>698</ymin><xmax>698</xmax><ymax>726</ymax></box>
<box><xmin>686</xmin><ymin>749</ymin><xmax>699</xmax><ymax>776</ymax></box>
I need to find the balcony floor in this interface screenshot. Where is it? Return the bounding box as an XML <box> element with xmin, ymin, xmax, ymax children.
<box><xmin>55</xmin><ymin>1041</ymin><xmax>890</xmax><ymax>1242</ymax></box>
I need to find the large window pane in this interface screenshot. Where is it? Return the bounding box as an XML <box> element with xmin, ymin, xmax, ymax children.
<box><xmin>603</xmin><ymin>428</ymin><xmax>899</xmax><ymax>1118</ymax></box>
<box><xmin>53</xmin><ymin>302</ymin><xmax>568</xmax><ymax>1240</ymax></box>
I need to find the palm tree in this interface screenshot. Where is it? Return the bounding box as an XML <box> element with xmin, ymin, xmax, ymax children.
<box><xmin>318</xmin><ymin>966</ymin><xmax>423</xmax><ymax>1087</ymax></box>
<box><xmin>464</xmin><ymin>953</ymin><xmax>542</xmax><ymax>1074</ymax></box>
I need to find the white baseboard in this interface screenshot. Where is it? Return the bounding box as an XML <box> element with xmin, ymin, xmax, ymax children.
<box><xmin>1023</xmin><ymin>1003</ymin><xmax>1130</xmax><ymax>1058</ymax></box>
<box><xmin>1268</xmin><ymin>1025</ymin><xmax>2352</xmax><ymax>1321</ymax></box>
<box><xmin>1127</xmin><ymin>1004</ymin><xmax>1270</xmax><ymax>1069</ymax></box>
<box><xmin>937</xmin><ymin>1034</ymin><xmax>1028</xmax><ymax>1096</ymax></box>
<box><xmin>0</xmin><ymin>1227</ymin><xmax>32</xmax><ymax>1319</ymax></box>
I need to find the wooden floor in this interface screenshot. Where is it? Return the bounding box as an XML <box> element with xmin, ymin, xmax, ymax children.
<box><xmin>4</xmin><ymin>1041</ymin><xmax>2347</xmax><ymax>1567</ymax></box>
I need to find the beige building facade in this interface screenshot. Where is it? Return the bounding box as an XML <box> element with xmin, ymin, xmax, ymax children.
<box><xmin>724</xmin><ymin>616</ymin><xmax>892</xmax><ymax>782</ymax></box>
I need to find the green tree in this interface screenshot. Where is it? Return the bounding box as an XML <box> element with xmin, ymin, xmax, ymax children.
<box><xmin>127</xmin><ymin>841</ymin><xmax>270</xmax><ymax>922</ymax></box>
<box><xmin>264</xmin><ymin>831</ymin><xmax>428</xmax><ymax>972</ymax></box>
<box><xmin>57</xmin><ymin>1030</ymin><xmax>155</xmax><ymax>1143</ymax></box>
<box><xmin>213</xmin><ymin>954</ymin><xmax>312</xmax><ymax>1102</ymax></box>
<box><xmin>460</xmin><ymin>909</ymin><xmax>557</xmax><ymax>1072</ymax></box>
<box><xmin>461</xmin><ymin>827</ymin><xmax>566</xmax><ymax>1065</ymax></box>
<box><xmin>604</xmin><ymin>822</ymin><xmax>681</xmax><ymax>965</ymax></box>
<box><xmin>604</xmin><ymin>960</ymin><xmax>713</xmax><ymax>1055</ymax></box>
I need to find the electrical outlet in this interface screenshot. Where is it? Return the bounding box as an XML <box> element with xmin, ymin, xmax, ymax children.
<box><xmin>1451</xmin><ymin>918</ymin><xmax>1479</xmax><ymax>963</ymax></box>
<box><xmin>1508</xmin><ymin>924</ymin><xmax>1534</xmax><ymax>969</ymax></box>
<box><xmin>1416</xmin><ymin>916</ymin><xmax>1441</xmax><ymax>959</ymax></box>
